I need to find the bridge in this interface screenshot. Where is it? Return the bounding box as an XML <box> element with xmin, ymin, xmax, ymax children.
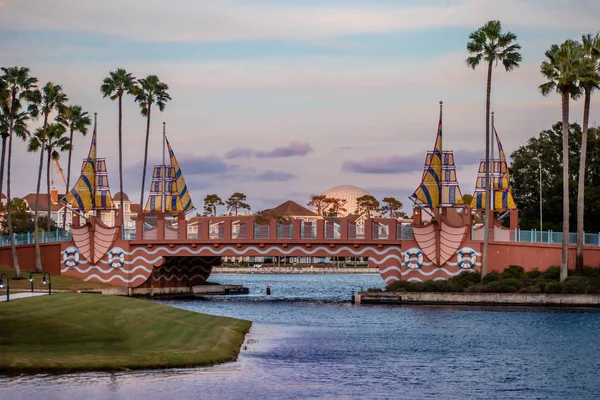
<box><xmin>2</xmin><ymin>211</ymin><xmax>600</xmax><ymax>288</ymax></box>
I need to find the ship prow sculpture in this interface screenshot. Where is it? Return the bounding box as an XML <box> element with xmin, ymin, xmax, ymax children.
<box><xmin>60</xmin><ymin>114</ymin><xmax>119</xmax><ymax>264</ymax></box>
<box><xmin>409</xmin><ymin>101</ymin><xmax>469</xmax><ymax>266</ymax></box>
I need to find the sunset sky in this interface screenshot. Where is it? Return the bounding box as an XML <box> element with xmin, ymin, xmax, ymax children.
<box><xmin>2</xmin><ymin>0</ymin><xmax>599</xmax><ymax>212</ymax></box>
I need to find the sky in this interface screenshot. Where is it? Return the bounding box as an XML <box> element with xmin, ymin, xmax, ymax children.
<box><xmin>1</xmin><ymin>0</ymin><xmax>599</xmax><ymax>213</ymax></box>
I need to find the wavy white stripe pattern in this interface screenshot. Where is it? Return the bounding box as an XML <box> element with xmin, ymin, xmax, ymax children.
<box><xmin>380</xmin><ymin>266</ymin><xmax>465</xmax><ymax>277</ymax></box>
<box><xmin>152</xmin><ymin>273</ymin><xmax>210</xmax><ymax>282</ymax></box>
<box><xmin>128</xmin><ymin>245</ymin><xmax>401</xmax><ymax>257</ymax></box>
<box><xmin>84</xmin><ymin>274</ymin><xmax>149</xmax><ymax>283</ymax></box>
<box><xmin>62</xmin><ymin>265</ymin><xmax>153</xmax><ymax>274</ymax></box>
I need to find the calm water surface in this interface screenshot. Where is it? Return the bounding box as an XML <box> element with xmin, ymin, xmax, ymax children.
<box><xmin>2</xmin><ymin>273</ymin><xmax>600</xmax><ymax>400</ymax></box>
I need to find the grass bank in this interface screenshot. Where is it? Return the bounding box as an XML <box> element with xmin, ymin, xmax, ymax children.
<box><xmin>0</xmin><ymin>293</ymin><xmax>251</xmax><ymax>375</ymax></box>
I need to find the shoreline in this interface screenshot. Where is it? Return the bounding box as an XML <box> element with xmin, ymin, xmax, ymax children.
<box><xmin>354</xmin><ymin>291</ymin><xmax>600</xmax><ymax>307</ymax></box>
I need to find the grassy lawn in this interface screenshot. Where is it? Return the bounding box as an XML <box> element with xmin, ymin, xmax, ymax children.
<box><xmin>0</xmin><ymin>269</ymin><xmax>107</xmax><ymax>292</ymax></box>
<box><xmin>0</xmin><ymin>293</ymin><xmax>251</xmax><ymax>374</ymax></box>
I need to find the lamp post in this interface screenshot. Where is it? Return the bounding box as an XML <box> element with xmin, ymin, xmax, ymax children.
<box><xmin>42</xmin><ymin>272</ymin><xmax>51</xmax><ymax>295</ymax></box>
<box><xmin>0</xmin><ymin>273</ymin><xmax>9</xmax><ymax>302</ymax></box>
<box><xmin>29</xmin><ymin>273</ymin><xmax>34</xmax><ymax>293</ymax></box>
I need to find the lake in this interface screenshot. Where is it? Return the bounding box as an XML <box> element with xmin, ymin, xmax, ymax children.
<box><xmin>1</xmin><ymin>273</ymin><xmax>599</xmax><ymax>399</ymax></box>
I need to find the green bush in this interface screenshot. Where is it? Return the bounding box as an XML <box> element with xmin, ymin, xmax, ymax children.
<box><xmin>502</xmin><ymin>278</ymin><xmax>523</xmax><ymax>290</ymax></box>
<box><xmin>482</xmin><ymin>281</ymin><xmax>518</xmax><ymax>293</ymax></box>
<box><xmin>386</xmin><ymin>280</ymin><xmax>414</xmax><ymax>292</ymax></box>
<box><xmin>544</xmin><ymin>281</ymin><xmax>563</xmax><ymax>294</ymax></box>
<box><xmin>526</xmin><ymin>269</ymin><xmax>541</xmax><ymax>279</ymax></box>
<box><xmin>518</xmin><ymin>286</ymin><xmax>542</xmax><ymax>294</ymax></box>
<box><xmin>545</xmin><ymin>266</ymin><xmax>561</xmax><ymax>280</ymax></box>
<box><xmin>561</xmin><ymin>276</ymin><xmax>588</xmax><ymax>294</ymax></box>
<box><xmin>482</xmin><ymin>272</ymin><xmax>501</xmax><ymax>284</ymax></box>
<box><xmin>502</xmin><ymin>265</ymin><xmax>525</xmax><ymax>279</ymax></box>
<box><xmin>449</xmin><ymin>271</ymin><xmax>481</xmax><ymax>288</ymax></box>
<box><xmin>587</xmin><ymin>278</ymin><xmax>600</xmax><ymax>294</ymax></box>
<box><xmin>582</xmin><ymin>267</ymin><xmax>600</xmax><ymax>280</ymax></box>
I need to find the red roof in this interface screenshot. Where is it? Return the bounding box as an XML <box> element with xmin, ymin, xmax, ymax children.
<box><xmin>22</xmin><ymin>193</ymin><xmax>64</xmax><ymax>212</ymax></box>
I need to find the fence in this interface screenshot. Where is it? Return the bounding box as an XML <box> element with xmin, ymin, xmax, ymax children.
<box><xmin>0</xmin><ymin>230</ymin><xmax>72</xmax><ymax>247</ymax></box>
<box><xmin>471</xmin><ymin>227</ymin><xmax>600</xmax><ymax>246</ymax></box>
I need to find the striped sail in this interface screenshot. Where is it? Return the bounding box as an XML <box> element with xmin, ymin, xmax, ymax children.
<box><xmin>411</xmin><ymin>109</ymin><xmax>443</xmax><ymax>208</ymax></box>
<box><xmin>61</xmin><ymin>125</ymin><xmax>114</xmax><ymax>212</ymax></box>
<box><xmin>470</xmin><ymin>128</ymin><xmax>516</xmax><ymax>210</ymax></box>
<box><xmin>143</xmin><ymin>165</ymin><xmax>184</xmax><ymax>213</ymax></box>
<box><xmin>166</xmin><ymin>137</ymin><xmax>195</xmax><ymax>213</ymax></box>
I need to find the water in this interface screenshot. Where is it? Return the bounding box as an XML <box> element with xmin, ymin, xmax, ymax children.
<box><xmin>2</xmin><ymin>274</ymin><xmax>600</xmax><ymax>399</ymax></box>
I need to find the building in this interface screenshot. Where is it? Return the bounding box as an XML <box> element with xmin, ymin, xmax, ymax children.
<box><xmin>318</xmin><ymin>185</ymin><xmax>374</xmax><ymax>217</ymax></box>
<box><xmin>22</xmin><ymin>189</ymin><xmax>72</xmax><ymax>229</ymax></box>
<box><xmin>113</xmin><ymin>192</ymin><xmax>141</xmax><ymax>231</ymax></box>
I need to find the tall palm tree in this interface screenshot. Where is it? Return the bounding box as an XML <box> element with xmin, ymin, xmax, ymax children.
<box><xmin>29</xmin><ymin>124</ymin><xmax>72</xmax><ymax>231</ymax></box>
<box><xmin>0</xmin><ymin>66</ymin><xmax>38</xmax><ymax>278</ymax></box>
<box><xmin>575</xmin><ymin>34</ymin><xmax>600</xmax><ymax>273</ymax></box>
<box><xmin>101</xmin><ymin>69</ymin><xmax>138</xmax><ymax>227</ymax></box>
<box><xmin>28</xmin><ymin>82</ymin><xmax>68</xmax><ymax>271</ymax></box>
<box><xmin>466</xmin><ymin>20</ymin><xmax>522</xmax><ymax>279</ymax></box>
<box><xmin>134</xmin><ymin>75</ymin><xmax>171</xmax><ymax>209</ymax></box>
<box><xmin>57</xmin><ymin>105</ymin><xmax>91</xmax><ymax>229</ymax></box>
<box><xmin>540</xmin><ymin>40</ymin><xmax>586</xmax><ymax>282</ymax></box>
<box><xmin>0</xmin><ymin>79</ymin><xmax>8</xmax><ymax>199</ymax></box>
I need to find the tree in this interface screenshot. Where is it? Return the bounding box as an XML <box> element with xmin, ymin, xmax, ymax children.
<box><xmin>0</xmin><ymin>198</ymin><xmax>33</xmax><ymax>235</ymax></box>
<box><xmin>0</xmin><ymin>66</ymin><xmax>37</xmax><ymax>278</ymax></box>
<box><xmin>28</xmin><ymin>82</ymin><xmax>67</xmax><ymax>272</ymax></box>
<box><xmin>540</xmin><ymin>40</ymin><xmax>586</xmax><ymax>282</ymax></box>
<box><xmin>225</xmin><ymin>192</ymin><xmax>250</xmax><ymax>215</ymax></box>
<box><xmin>203</xmin><ymin>194</ymin><xmax>223</xmax><ymax>216</ymax></box>
<box><xmin>576</xmin><ymin>34</ymin><xmax>600</xmax><ymax>273</ymax></box>
<box><xmin>134</xmin><ymin>75</ymin><xmax>171</xmax><ymax>210</ymax></box>
<box><xmin>44</xmin><ymin>124</ymin><xmax>71</xmax><ymax>231</ymax></box>
<box><xmin>56</xmin><ymin>105</ymin><xmax>91</xmax><ymax>229</ymax></box>
<box><xmin>101</xmin><ymin>69</ymin><xmax>138</xmax><ymax>226</ymax></box>
<box><xmin>307</xmin><ymin>194</ymin><xmax>328</xmax><ymax>216</ymax></box>
<box><xmin>356</xmin><ymin>195</ymin><xmax>380</xmax><ymax>218</ymax></box>
<box><xmin>323</xmin><ymin>198</ymin><xmax>347</xmax><ymax>217</ymax></box>
<box><xmin>511</xmin><ymin>123</ymin><xmax>600</xmax><ymax>233</ymax></box>
<box><xmin>466</xmin><ymin>20</ymin><xmax>522</xmax><ymax>280</ymax></box>
<box><xmin>381</xmin><ymin>197</ymin><xmax>404</xmax><ymax>218</ymax></box>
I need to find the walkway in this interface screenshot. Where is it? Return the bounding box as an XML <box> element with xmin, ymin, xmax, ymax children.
<box><xmin>0</xmin><ymin>292</ymin><xmax>48</xmax><ymax>302</ymax></box>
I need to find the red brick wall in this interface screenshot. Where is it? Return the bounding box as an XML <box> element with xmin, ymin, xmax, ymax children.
<box><xmin>0</xmin><ymin>243</ymin><xmax>62</xmax><ymax>274</ymax></box>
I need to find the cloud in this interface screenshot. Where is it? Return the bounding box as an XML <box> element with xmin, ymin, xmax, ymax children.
<box><xmin>342</xmin><ymin>150</ymin><xmax>482</xmax><ymax>174</ymax></box>
<box><xmin>255</xmin><ymin>142</ymin><xmax>313</xmax><ymax>158</ymax></box>
<box><xmin>177</xmin><ymin>155</ymin><xmax>236</xmax><ymax>175</ymax></box>
<box><xmin>224</xmin><ymin>147</ymin><xmax>253</xmax><ymax>159</ymax></box>
<box><xmin>254</xmin><ymin>170</ymin><xmax>297</xmax><ymax>182</ymax></box>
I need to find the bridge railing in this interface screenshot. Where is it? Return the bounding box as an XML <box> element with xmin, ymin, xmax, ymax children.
<box><xmin>0</xmin><ymin>230</ymin><xmax>72</xmax><ymax>246</ymax></box>
<box><xmin>471</xmin><ymin>226</ymin><xmax>600</xmax><ymax>246</ymax></box>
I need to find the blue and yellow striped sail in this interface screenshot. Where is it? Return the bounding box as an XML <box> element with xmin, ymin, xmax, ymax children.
<box><xmin>61</xmin><ymin>126</ymin><xmax>114</xmax><ymax>212</ymax></box>
<box><xmin>144</xmin><ymin>166</ymin><xmax>185</xmax><ymax>213</ymax></box>
<box><xmin>411</xmin><ymin>109</ymin><xmax>443</xmax><ymax>208</ymax></box>
<box><xmin>166</xmin><ymin>137</ymin><xmax>195</xmax><ymax>214</ymax></box>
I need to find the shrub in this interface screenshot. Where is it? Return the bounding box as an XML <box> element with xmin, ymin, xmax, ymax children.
<box><xmin>501</xmin><ymin>278</ymin><xmax>523</xmax><ymax>290</ymax></box>
<box><xmin>544</xmin><ymin>281</ymin><xmax>563</xmax><ymax>294</ymax></box>
<box><xmin>526</xmin><ymin>269</ymin><xmax>541</xmax><ymax>279</ymax></box>
<box><xmin>482</xmin><ymin>281</ymin><xmax>518</xmax><ymax>293</ymax></box>
<box><xmin>582</xmin><ymin>267</ymin><xmax>600</xmax><ymax>280</ymax></box>
<box><xmin>518</xmin><ymin>286</ymin><xmax>542</xmax><ymax>294</ymax></box>
<box><xmin>561</xmin><ymin>276</ymin><xmax>588</xmax><ymax>294</ymax></box>
<box><xmin>482</xmin><ymin>272</ymin><xmax>501</xmax><ymax>284</ymax></box>
<box><xmin>387</xmin><ymin>280</ymin><xmax>414</xmax><ymax>292</ymax></box>
<box><xmin>449</xmin><ymin>271</ymin><xmax>481</xmax><ymax>288</ymax></box>
<box><xmin>466</xmin><ymin>283</ymin><xmax>486</xmax><ymax>293</ymax></box>
<box><xmin>587</xmin><ymin>278</ymin><xmax>600</xmax><ymax>294</ymax></box>
<box><xmin>544</xmin><ymin>266</ymin><xmax>561</xmax><ymax>280</ymax></box>
<box><xmin>502</xmin><ymin>265</ymin><xmax>525</xmax><ymax>279</ymax></box>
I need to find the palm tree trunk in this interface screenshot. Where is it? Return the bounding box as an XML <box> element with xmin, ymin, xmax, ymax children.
<box><xmin>0</xmin><ymin>135</ymin><xmax>7</xmax><ymax>201</ymax></box>
<box><xmin>118</xmin><ymin>95</ymin><xmax>124</xmax><ymax>228</ymax></box>
<box><xmin>33</xmin><ymin>115</ymin><xmax>47</xmax><ymax>273</ymax></box>
<box><xmin>481</xmin><ymin>60</ymin><xmax>493</xmax><ymax>280</ymax></box>
<box><xmin>6</xmin><ymin>93</ymin><xmax>21</xmax><ymax>278</ymax></box>
<box><xmin>560</xmin><ymin>91</ymin><xmax>570</xmax><ymax>282</ymax></box>
<box><xmin>63</xmin><ymin>127</ymin><xmax>74</xmax><ymax>230</ymax></box>
<box><xmin>575</xmin><ymin>89</ymin><xmax>590</xmax><ymax>274</ymax></box>
<box><xmin>46</xmin><ymin>147</ymin><xmax>52</xmax><ymax>232</ymax></box>
<box><xmin>140</xmin><ymin>103</ymin><xmax>152</xmax><ymax>208</ymax></box>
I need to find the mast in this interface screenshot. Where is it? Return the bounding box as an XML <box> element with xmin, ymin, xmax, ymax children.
<box><xmin>92</xmin><ymin>112</ymin><xmax>97</xmax><ymax>217</ymax></box>
<box><xmin>162</xmin><ymin>121</ymin><xmax>166</xmax><ymax>213</ymax></box>
<box><xmin>438</xmin><ymin>100</ymin><xmax>443</xmax><ymax>210</ymax></box>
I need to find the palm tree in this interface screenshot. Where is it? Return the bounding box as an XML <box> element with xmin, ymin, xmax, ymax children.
<box><xmin>466</xmin><ymin>20</ymin><xmax>522</xmax><ymax>279</ymax></box>
<box><xmin>575</xmin><ymin>34</ymin><xmax>600</xmax><ymax>273</ymax></box>
<box><xmin>101</xmin><ymin>69</ymin><xmax>138</xmax><ymax>226</ymax></box>
<box><xmin>28</xmin><ymin>82</ymin><xmax>68</xmax><ymax>271</ymax></box>
<box><xmin>540</xmin><ymin>40</ymin><xmax>586</xmax><ymax>282</ymax></box>
<box><xmin>57</xmin><ymin>105</ymin><xmax>91</xmax><ymax>229</ymax></box>
<box><xmin>134</xmin><ymin>75</ymin><xmax>171</xmax><ymax>208</ymax></box>
<box><xmin>29</xmin><ymin>124</ymin><xmax>72</xmax><ymax>231</ymax></box>
<box><xmin>0</xmin><ymin>66</ymin><xmax>38</xmax><ymax>278</ymax></box>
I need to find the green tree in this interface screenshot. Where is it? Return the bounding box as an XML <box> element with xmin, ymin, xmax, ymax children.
<box><xmin>466</xmin><ymin>20</ymin><xmax>522</xmax><ymax>279</ymax></box>
<box><xmin>101</xmin><ymin>69</ymin><xmax>138</xmax><ymax>226</ymax></box>
<box><xmin>323</xmin><ymin>198</ymin><xmax>347</xmax><ymax>217</ymax></box>
<box><xmin>28</xmin><ymin>82</ymin><xmax>68</xmax><ymax>272</ymax></box>
<box><xmin>56</xmin><ymin>105</ymin><xmax>91</xmax><ymax>229</ymax></box>
<box><xmin>307</xmin><ymin>194</ymin><xmax>329</xmax><ymax>216</ymax></box>
<box><xmin>0</xmin><ymin>66</ymin><xmax>38</xmax><ymax>278</ymax></box>
<box><xmin>0</xmin><ymin>198</ymin><xmax>33</xmax><ymax>234</ymax></box>
<box><xmin>576</xmin><ymin>34</ymin><xmax>600</xmax><ymax>272</ymax></box>
<box><xmin>540</xmin><ymin>40</ymin><xmax>586</xmax><ymax>282</ymax></box>
<box><xmin>134</xmin><ymin>75</ymin><xmax>171</xmax><ymax>210</ymax></box>
<box><xmin>203</xmin><ymin>194</ymin><xmax>223</xmax><ymax>216</ymax></box>
<box><xmin>381</xmin><ymin>197</ymin><xmax>404</xmax><ymax>218</ymax></box>
<box><xmin>356</xmin><ymin>195</ymin><xmax>380</xmax><ymax>218</ymax></box>
<box><xmin>225</xmin><ymin>192</ymin><xmax>251</xmax><ymax>215</ymax></box>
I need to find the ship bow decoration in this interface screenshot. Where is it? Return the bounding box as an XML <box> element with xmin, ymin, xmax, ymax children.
<box><xmin>470</xmin><ymin>128</ymin><xmax>516</xmax><ymax>211</ymax></box>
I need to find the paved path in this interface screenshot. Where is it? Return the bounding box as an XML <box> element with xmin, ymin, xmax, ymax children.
<box><xmin>0</xmin><ymin>292</ymin><xmax>48</xmax><ymax>302</ymax></box>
